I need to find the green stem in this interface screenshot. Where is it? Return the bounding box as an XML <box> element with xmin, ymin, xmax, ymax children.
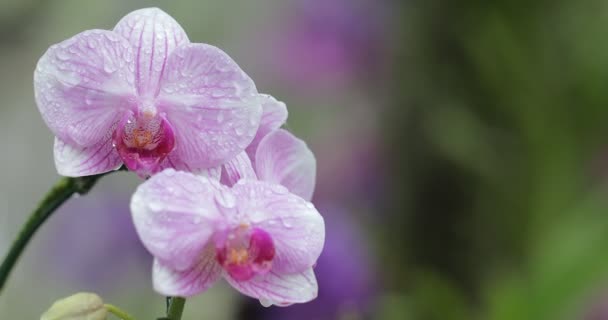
<box><xmin>0</xmin><ymin>168</ymin><xmax>124</xmax><ymax>295</ymax></box>
<box><xmin>105</xmin><ymin>303</ymin><xmax>137</xmax><ymax>320</ymax></box>
<box><xmin>167</xmin><ymin>297</ymin><xmax>186</xmax><ymax>320</ymax></box>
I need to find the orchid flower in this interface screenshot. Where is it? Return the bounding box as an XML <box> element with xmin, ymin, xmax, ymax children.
<box><xmin>34</xmin><ymin>8</ymin><xmax>262</xmax><ymax>177</ymax></box>
<box><xmin>131</xmin><ymin>169</ymin><xmax>325</xmax><ymax>306</ymax></box>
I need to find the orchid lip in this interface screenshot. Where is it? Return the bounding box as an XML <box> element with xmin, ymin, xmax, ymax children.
<box><xmin>216</xmin><ymin>226</ymin><xmax>275</xmax><ymax>281</ymax></box>
<box><xmin>113</xmin><ymin>111</ymin><xmax>175</xmax><ymax>177</ymax></box>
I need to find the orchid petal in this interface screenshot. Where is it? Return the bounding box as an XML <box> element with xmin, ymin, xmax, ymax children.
<box><xmin>113</xmin><ymin>8</ymin><xmax>189</xmax><ymax>97</ymax></box>
<box><xmin>231</xmin><ymin>180</ymin><xmax>324</xmax><ymax>274</ymax></box>
<box><xmin>226</xmin><ymin>268</ymin><xmax>318</xmax><ymax>306</ymax></box>
<box><xmin>159</xmin><ymin>155</ymin><xmax>222</xmax><ymax>180</ymax></box>
<box><xmin>34</xmin><ymin>29</ymin><xmax>136</xmax><ymax>146</ymax></box>
<box><xmin>54</xmin><ymin>136</ymin><xmax>122</xmax><ymax>177</ymax></box>
<box><xmin>131</xmin><ymin>169</ymin><xmax>226</xmax><ymax>270</ymax></box>
<box><xmin>255</xmin><ymin>129</ymin><xmax>316</xmax><ymax>201</ymax></box>
<box><xmin>158</xmin><ymin>43</ymin><xmax>262</xmax><ymax>169</ymax></box>
<box><xmin>246</xmin><ymin>94</ymin><xmax>288</xmax><ymax>160</ymax></box>
<box><xmin>152</xmin><ymin>246</ymin><xmax>222</xmax><ymax>297</ymax></box>
<box><xmin>221</xmin><ymin>151</ymin><xmax>257</xmax><ymax>186</ymax></box>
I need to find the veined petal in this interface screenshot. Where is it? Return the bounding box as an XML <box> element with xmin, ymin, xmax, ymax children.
<box><xmin>113</xmin><ymin>7</ymin><xmax>189</xmax><ymax>97</ymax></box>
<box><xmin>54</xmin><ymin>136</ymin><xmax>122</xmax><ymax>177</ymax></box>
<box><xmin>34</xmin><ymin>29</ymin><xmax>136</xmax><ymax>146</ymax></box>
<box><xmin>221</xmin><ymin>151</ymin><xmax>257</xmax><ymax>186</ymax></box>
<box><xmin>231</xmin><ymin>180</ymin><xmax>324</xmax><ymax>274</ymax></box>
<box><xmin>158</xmin><ymin>43</ymin><xmax>262</xmax><ymax>169</ymax></box>
<box><xmin>131</xmin><ymin>169</ymin><xmax>226</xmax><ymax>270</ymax></box>
<box><xmin>153</xmin><ymin>246</ymin><xmax>222</xmax><ymax>297</ymax></box>
<box><xmin>159</xmin><ymin>155</ymin><xmax>222</xmax><ymax>180</ymax></box>
<box><xmin>245</xmin><ymin>94</ymin><xmax>288</xmax><ymax>161</ymax></box>
<box><xmin>225</xmin><ymin>268</ymin><xmax>318</xmax><ymax>307</ymax></box>
<box><xmin>255</xmin><ymin>129</ymin><xmax>316</xmax><ymax>201</ymax></box>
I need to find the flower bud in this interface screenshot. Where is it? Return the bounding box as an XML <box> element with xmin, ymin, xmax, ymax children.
<box><xmin>41</xmin><ymin>292</ymin><xmax>107</xmax><ymax>320</ymax></box>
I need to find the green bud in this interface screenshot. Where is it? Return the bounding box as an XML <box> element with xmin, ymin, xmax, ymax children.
<box><xmin>40</xmin><ymin>292</ymin><xmax>107</xmax><ymax>320</ymax></box>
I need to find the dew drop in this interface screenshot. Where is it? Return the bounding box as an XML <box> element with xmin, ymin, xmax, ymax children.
<box><xmin>55</xmin><ymin>50</ymin><xmax>71</xmax><ymax>61</ymax></box>
<box><xmin>260</xmin><ymin>299</ymin><xmax>273</xmax><ymax>308</ymax></box>
<box><xmin>148</xmin><ymin>202</ymin><xmax>163</xmax><ymax>212</ymax></box>
<box><xmin>281</xmin><ymin>218</ymin><xmax>293</xmax><ymax>229</ymax></box>
<box><xmin>270</xmin><ymin>184</ymin><xmax>288</xmax><ymax>194</ymax></box>
<box><xmin>215</xmin><ymin>191</ymin><xmax>236</xmax><ymax>209</ymax></box>
<box><xmin>103</xmin><ymin>62</ymin><xmax>117</xmax><ymax>73</ymax></box>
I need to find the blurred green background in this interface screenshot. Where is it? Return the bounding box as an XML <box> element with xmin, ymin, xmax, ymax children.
<box><xmin>2</xmin><ymin>0</ymin><xmax>608</xmax><ymax>319</ymax></box>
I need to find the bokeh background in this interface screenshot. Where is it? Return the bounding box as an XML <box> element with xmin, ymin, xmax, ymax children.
<box><xmin>2</xmin><ymin>0</ymin><xmax>608</xmax><ymax>319</ymax></box>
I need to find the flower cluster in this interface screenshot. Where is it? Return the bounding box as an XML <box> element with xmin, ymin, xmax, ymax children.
<box><xmin>34</xmin><ymin>8</ymin><xmax>324</xmax><ymax>307</ymax></box>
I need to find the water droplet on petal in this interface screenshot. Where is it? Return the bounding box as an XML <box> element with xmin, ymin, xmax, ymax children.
<box><xmin>270</xmin><ymin>184</ymin><xmax>288</xmax><ymax>194</ymax></box>
<box><xmin>281</xmin><ymin>218</ymin><xmax>293</xmax><ymax>229</ymax></box>
<box><xmin>215</xmin><ymin>191</ymin><xmax>237</xmax><ymax>209</ymax></box>
<box><xmin>103</xmin><ymin>62</ymin><xmax>117</xmax><ymax>73</ymax></box>
<box><xmin>55</xmin><ymin>50</ymin><xmax>71</xmax><ymax>61</ymax></box>
<box><xmin>148</xmin><ymin>202</ymin><xmax>163</xmax><ymax>212</ymax></box>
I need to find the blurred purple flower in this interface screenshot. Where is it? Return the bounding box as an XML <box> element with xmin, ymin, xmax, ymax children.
<box><xmin>41</xmin><ymin>187</ymin><xmax>150</xmax><ymax>290</ymax></box>
<box><xmin>259</xmin><ymin>0</ymin><xmax>391</xmax><ymax>90</ymax></box>
<box><xmin>255</xmin><ymin>204</ymin><xmax>377</xmax><ymax>319</ymax></box>
<box><xmin>584</xmin><ymin>290</ymin><xmax>608</xmax><ymax>320</ymax></box>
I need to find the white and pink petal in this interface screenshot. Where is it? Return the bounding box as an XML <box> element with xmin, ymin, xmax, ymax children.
<box><xmin>113</xmin><ymin>7</ymin><xmax>189</xmax><ymax>97</ymax></box>
<box><xmin>159</xmin><ymin>155</ymin><xmax>222</xmax><ymax>180</ymax></box>
<box><xmin>157</xmin><ymin>43</ymin><xmax>262</xmax><ymax>169</ymax></box>
<box><xmin>246</xmin><ymin>94</ymin><xmax>288</xmax><ymax>160</ymax></box>
<box><xmin>225</xmin><ymin>268</ymin><xmax>318</xmax><ymax>307</ymax></box>
<box><xmin>255</xmin><ymin>129</ymin><xmax>316</xmax><ymax>201</ymax></box>
<box><xmin>34</xmin><ymin>29</ymin><xmax>136</xmax><ymax>146</ymax></box>
<box><xmin>54</xmin><ymin>136</ymin><xmax>122</xmax><ymax>177</ymax></box>
<box><xmin>152</xmin><ymin>246</ymin><xmax>222</xmax><ymax>297</ymax></box>
<box><xmin>221</xmin><ymin>151</ymin><xmax>257</xmax><ymax>186</ymax></box>
<box><xmin>130</xmin><ymin>169</ymin><xmax>226</xmax><ymax>270</ymax></box>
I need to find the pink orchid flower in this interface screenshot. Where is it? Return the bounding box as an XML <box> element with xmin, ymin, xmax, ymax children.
<box><xmin>221</xmin><ymin>95</ymin><xmax>317</xmax><ymax>201</ymax></box>
<box><xmin>34</xmin><ymin>8</ymin><xmax>262</xmax><ymax>177</ymax></box>
<box><xmin>131</xmin><ymin>169</ymin><xmax>325</xmax><ymax>306</ymax></box>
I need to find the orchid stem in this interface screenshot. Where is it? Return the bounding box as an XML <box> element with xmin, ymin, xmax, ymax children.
<box><xmin>167</xmin><ymin>297</ymin><xmax>186</xmax><ymax>320</ymax></box>
<box><xmin>105</xmin><ymin>303</ymin><xmax>137</xmax><ymax>320</ymax></box>
<box><xmin>0</xmin><ymin>167</ymin><xmax>125</xmax><ymax>295</ymax></box>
